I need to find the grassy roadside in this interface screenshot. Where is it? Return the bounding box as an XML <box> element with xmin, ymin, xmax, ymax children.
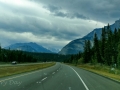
<box><xmin>0</xmin><ymin>62</ymin><xmax>55</xmax><ymax>78</ymax></box>
<box><xmin>67</xmin><ymin>63</ymin><xmax>120</xmax><ymax>82</ymax></box>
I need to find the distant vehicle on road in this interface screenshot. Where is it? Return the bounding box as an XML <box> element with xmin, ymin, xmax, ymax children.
<box><xmin>11</xmin><ymin>61</ymin><xmax>17</xmax><ymax>65</ymax></box>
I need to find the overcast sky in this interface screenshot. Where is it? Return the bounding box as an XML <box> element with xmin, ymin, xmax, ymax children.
<box><xmin>0</xmin><ymin>0</ymin><xmax>120</xmax><ymax>50</ymax></box>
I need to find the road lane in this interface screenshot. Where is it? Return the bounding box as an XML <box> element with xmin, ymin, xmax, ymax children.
<box><xmin>70</xmin><ymin>65</ymin><xmax>120</xmax><ymax>90</ymax></box>
<box><xmin>41</xmin><ymin>64</ymin><xmax>86</xmax><ymax>90</ymax></box>
<box><xmin>0</xmin><ymin>63</ymin><xmax>120</xmax><ymax>90</ymax></box>
<box><xmin>70</xmin><ymin>66</ymin><xmax>89</xmax><ymax>90</ymax></box>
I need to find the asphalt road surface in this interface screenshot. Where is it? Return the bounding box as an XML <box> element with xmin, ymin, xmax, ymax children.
<box><xmin>0</xmin><ymin>63</ymin><xmax>120</xmax><ymax>90</ymax></box>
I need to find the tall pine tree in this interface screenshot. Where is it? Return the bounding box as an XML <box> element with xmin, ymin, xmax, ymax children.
<box><xmin>93</xmin><ymin>33</ymin><xmax>101</xmax><ymax>63</ymax></box>
<box><xmin>83</xmin><ymin>40</ymin><xmax>92</xmax><ymax>63</ymax></box>
<box><xmin>100</xmin><ymin>27</ymin><xmax>106</xmax><ymax>64</ymax></box>
<box><xmin>117</xmin><ymin>43</ymin><xmax>120</xmax><ymax>69</ymax></box>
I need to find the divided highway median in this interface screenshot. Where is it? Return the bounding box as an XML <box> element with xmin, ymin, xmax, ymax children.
<box><xmin>0</xmin><ymin>62</ymin><xmax>55</xmax><ymax>78</ymax></box>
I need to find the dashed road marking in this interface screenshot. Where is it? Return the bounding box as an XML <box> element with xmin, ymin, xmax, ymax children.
<box><xmin>44</xmin><ymin>73</ymin><xmax>47</xmax><ymax>75</ymax></box>
<box><xmin>52</xmin><ymin>72</ymin><xmax>55</xmax><ymax>74</ymax></box>
<box><xmin>41</xmin><ymin>77</ymin><xmax>47</xmax><ymax>81</ymax></box>
<box><xmin>69</xmin><ymin>87</ymin><xmax>71</xmax><ymax>90</ymax></box>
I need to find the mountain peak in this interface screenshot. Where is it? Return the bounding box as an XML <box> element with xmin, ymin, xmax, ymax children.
<box><xmin>114</xmin><ymin>19</ymin><xmax>120</xmax><ymax>28</ymax></box>
<box><xmin>59</xmin><ymin>19</ymin><xmax>120</xmax><ymax>55</ymax></box>
<box><xmin>115</xmin><ymin>19</ymin><xmax>120</xmax><ymax>23</ymax></box>
<box><xmin>4</xmin><ymin>42</ymin><xmax>52</xmax><ymax>53</ymax></box>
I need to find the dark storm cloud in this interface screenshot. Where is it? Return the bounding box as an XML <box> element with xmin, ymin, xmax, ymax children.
<box><xmin>45</xmin><ymin>4</ymin><xmax>61</xmax><ymax>12</ymax></box>
<box><xmin>39</xmin><ymin>0</ymin><xmax>120</xmax><ymax>23</ymax></box>
<box><xmin>45</xmin><ymin>3</ymin><xmax>89</xmax><ymax>19</ymax></box>
<box><xmin>0</xmin><ymin>0</ymin><xmax>119</xmax><ymax>49</ymax></box>
<box><xmin>54</xmin><ymin>12</ymin><xmax>89</xmax><ymax>19</ymax></box>
<box><xmin>0</xmin><ymin>13</ymin><xmax>80</xmax><ymax>41</ymax></box>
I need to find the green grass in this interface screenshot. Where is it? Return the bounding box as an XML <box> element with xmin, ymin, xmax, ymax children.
<box><xmin>0</xmin><ymin>62</ymin><xmax>10</xmax><ymax>65</ymax></box>
<box><xmin>0</xmin><ymin>62</ymin><xmax>55</xmax><ymax>78</ymax></box>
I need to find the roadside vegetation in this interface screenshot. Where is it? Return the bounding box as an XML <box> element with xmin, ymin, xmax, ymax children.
<box><xmin>65</xmin><ymin>24</ymin><xmax>120</xmax><ymax>82</ymax></box>
<box><xmin>0</xmin><ymin>63</ymin><xmax>55</xmax><ymax>78</ymax></box>
<box><xmin>0</xmin><ymin>47</ymin><xmax>70</xmax><ymax>63</ymax></box>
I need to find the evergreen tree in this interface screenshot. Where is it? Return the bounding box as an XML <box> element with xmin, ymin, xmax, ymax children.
<box><xmin>114</xmin><ymin>28</ymin><xmax>118</xmax><ymax>42</ymax></box>
<box><xmin>93</xmin><ymin>33</ymin><xmax>101</xmax><ymax>63</ymax></box>
<box><xmin>83</xmin><ymin>40</ymin><xmax>88</xmax><ymax>63</ymax></box>
<box><xmin>100</xmin><ymin>28</ymin><xmax>106</xmax><ymax>64</ymax></box>
<box><xmin>83</xmin><ymin>40</ymin><xmax>91</xmax><ymax>63</ymax></box>
<box><xmin>113</xmin><ymin>28</ymin><xmax>118</xmax><ymax>63</ymax></box>
<box><xmin>87</xmin><ymin>40</ymin><xmax>92</xmax><ymax>62</ymax></box>
<box><xmin>107</xmin><ymin>23</ymin><xmax>111</xmax><ymax>32</ymax></box>
<box><xmin>117</xmin><ymin>43</ymin><xmax>120</xmax><ymax>69</ymax></box>
<box><xmin>118</xmin><ymin>29</ymin><xmax>120</xmax><ymax>41</ymax></box>
<box><xmin>104</xmin><ymin>24</ymin><xmax>114</xmax><ymax>65</ymax></box>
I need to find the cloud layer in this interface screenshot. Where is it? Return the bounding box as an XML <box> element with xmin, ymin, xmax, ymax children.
<box><xmin>0</xmin><ymin>0</ymin><xmax>119</xmax><ymax>49</ymax></box>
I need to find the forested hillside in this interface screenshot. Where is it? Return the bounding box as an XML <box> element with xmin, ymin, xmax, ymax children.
<box><xmin>0</xmin><ymin>48</ymin><xmax>38</xmax><ymax>63</ymax></box>
<box><xmin>0</xmin><ymin>48</ymin><xmax>70</xmax><ymax>63</ymax></box>
<box><xmin>65</xmin><ymin>24</ymin><xmax>120</xmax><ymax>69</ymax></box>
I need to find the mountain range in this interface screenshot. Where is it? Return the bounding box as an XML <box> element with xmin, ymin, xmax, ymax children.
<box><xmin>59</xmin><ymin>19</ymin><xmax>120</xmax><ymax>55</ymax></box>
<box><xmin>4</xmin><ymin>42</ymin><xmax>53</xmax><ymax>53</ymax></box>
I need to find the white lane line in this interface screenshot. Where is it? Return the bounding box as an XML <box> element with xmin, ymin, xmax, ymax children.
<box><xmin>36</xmin><ymin>81</ymin><xmax>41</xmax><ymax>83</ymax></box>
<box><xmin>41</xmin><ymin>77</ymin><xmax>47</xmax><ymax>81</ymax></box>
<box><xmin>69</xmin><ymin>87</ymin><xmax>71</xmax><ymax>90</ymax></box>
<box><xmin>52</xmin><ymin>72</ymin><xmax>55</xmax><ymax>74</ymax></box>
<box><xmin>70</xmin><ymin>67</ymin><xmax>89</xmax><ymax>90</ymax></box>
<box><xmin>44</xmin><ymin>73</ymin><xmax>47</xmax><ymax>75</ymax></box>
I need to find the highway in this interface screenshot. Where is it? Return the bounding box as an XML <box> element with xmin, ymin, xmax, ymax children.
<box><xmin>0</xmin><ymin>63</ymin><xmax>120</xmax><ymax>90</ymax></box>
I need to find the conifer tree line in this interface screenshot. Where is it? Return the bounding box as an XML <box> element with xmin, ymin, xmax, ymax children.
<box><xmin>67</xmin><ymin>24</ymin><xmax>120</xmax><ymax>69</ymax></box>
<box><xmin>0</xmin><ymin>47</ymin><xmax>70</xmax><ymax>63</ymax></box>
<box><xmin>0</xmin><ymin>48</ymin><xmax>38</xmax><ymax>63</ymax></box>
